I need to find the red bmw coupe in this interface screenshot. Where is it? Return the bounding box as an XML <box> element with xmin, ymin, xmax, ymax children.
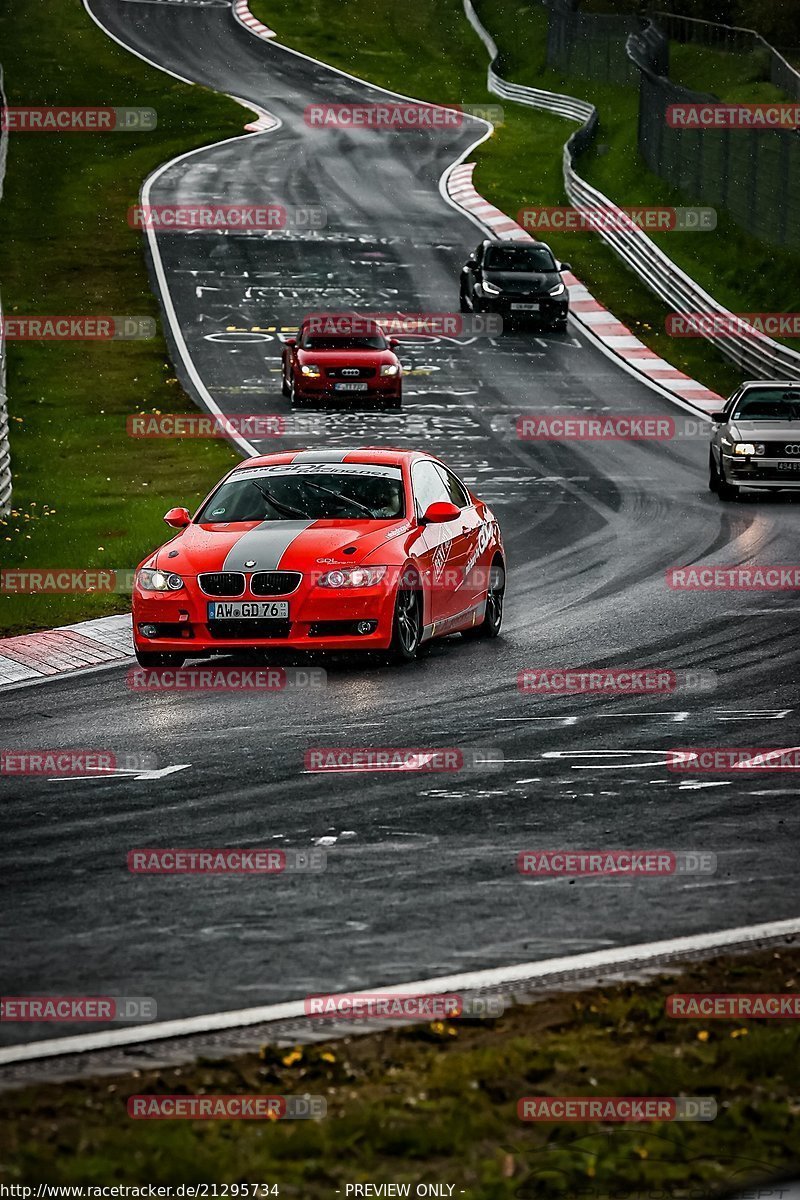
<box><xmin>132</xmin><ymin>448</ymin><xmax>506</xmax><ymax>666</ymax></box>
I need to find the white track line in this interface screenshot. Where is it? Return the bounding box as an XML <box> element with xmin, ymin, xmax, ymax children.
<box><xmin>2</xmin><ymin>916</ymin><xmax>799</xmax><ymax>1066</ymax></box>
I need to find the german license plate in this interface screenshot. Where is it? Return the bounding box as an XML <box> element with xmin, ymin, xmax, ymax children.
<box><xmin>334</xmin><ymin>382</ymin><xmax>368</xmax><ymax>392</ymax></box>
<box><xmin>778</xmin><ymin>462</ymin><xmax>800</xmax><ymax>471</ymax></box>
<box><xmin>511</xmin><ymin>303</ymin><xmax>540</xmax><ymax>311</ymax></box>
<box><xmin>208</xmin><ymin>601</ymin><xmax>289</xmax><ymax>619</ymax></box>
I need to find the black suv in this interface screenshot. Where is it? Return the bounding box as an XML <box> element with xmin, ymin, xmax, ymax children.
<box><xmin>460</xmin><ymin>239</ymin><xmax>570</xmax><ymax>329</ymax></box>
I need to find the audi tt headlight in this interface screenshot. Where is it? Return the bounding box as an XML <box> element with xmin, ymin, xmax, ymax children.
<box><xmin>317</xmin><ymin>566</ymin><xmax>388</xmax><ymax>588</ymax></box>
<box><xmin>137</xmin><ymin>569</ymin><xmax>184</xmax><ymax>592</ymax></box>
<box><xmin>301</xmin><ymin>364</ymin><xmax>321</xmax><ymax>377</ymax></box>
<box><xmin>481</xmin><ymin>280</ymin><xmax>502</xmax><ymax>295</ymax></box>
<box><xmin>733</xmin><ymin>442</ymin><xmax>756</xmax><ymax>456</ymax></box>
<box><xmin>380</xmin><ymin>364</ymin><xmax>400</xmax><ymax>376</ymax></box>
<box><xmin>549</xmin><ymin>282</ymin><xmax>566</xmax><ymax>296</ymax></box>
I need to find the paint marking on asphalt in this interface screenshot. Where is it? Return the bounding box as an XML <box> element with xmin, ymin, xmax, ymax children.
<box><xmin>2</xmin><ymin>917</ymin><xmax>799</xmax><ymax>1066</ymax></box>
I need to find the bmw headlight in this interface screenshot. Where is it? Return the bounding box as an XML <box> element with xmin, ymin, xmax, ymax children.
<box><xmin>317</xmin><ymin>566</ymin><xmax>388</xmax><ymax>588</ymax></box>
<box><xmin>549</xmin><ymin>282</ymin><xmax>566</xmax><ymax>296</ymax></box>
<box><xmin>137</xmin><ymin>568</ymin><xmax>184</xmax><ymax>592</ymax></box>
<box><xmin>301</xmin><ymin>364</ymin><xmax>321</xmax><ymax>377</ymax></box>
<box><xmin>481</xmin><ymin>280</ymin><xmax>502</xmax><ymax>295</ymax></box>
<box><xmin>380</xmin><ymin>364</ymin><xmax>400</xmax><ymax>376</ymax></box>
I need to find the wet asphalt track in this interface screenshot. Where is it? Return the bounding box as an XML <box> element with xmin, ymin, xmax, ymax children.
<box><xmin>2</xmin><ymin>0</ymin><xmax>800</xmax><ymax>1047</ymax></box>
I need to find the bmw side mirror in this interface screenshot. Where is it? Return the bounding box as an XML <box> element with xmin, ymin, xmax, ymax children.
<box><xmin>164</xmin><ymin>507</ymin><xmax>191</xmax><ymax>528</ymax></box>
<box><xmin>421</xmin><ymin>501</ymin><xmax>461</xmax><ymax>525</ymax></box>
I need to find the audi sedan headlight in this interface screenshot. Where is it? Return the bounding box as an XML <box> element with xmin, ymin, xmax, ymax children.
<box><xmin>380</xmin><ymin>364</ymin><xmax>400</xmax><ymax>376</ymax></box>
<box><xmin>733</xmin><ymin>442</ymin><xmax>756</xmax><ymax>455</ymax></box>
<box><xmin>317</xmin><ymin>566</ymin><xmax>388</xmax><ymax>588</ymax></box>
<box><xmin>481</xmin><ymin>280</ymin><xmax>502</xmax><ymax>295</ymax></box>
<box><xmin>137</xmin><ymin>569</ymin><xmax>184</xmax><ymax>592</ymax></box>
<box><xmin>301</xmin><ymin>364</ymin><xmax>321</xmax><ymax>377</ymax></box>
<box><xmin>549</xmin><ymin>282</ymin><xmax>566</xmax><ymax>296</ymax></box>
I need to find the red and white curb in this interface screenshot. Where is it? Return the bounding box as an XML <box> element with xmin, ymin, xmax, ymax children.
<box><xmin>231</xmin><ymin>0</ymin><xmax>276</xmax><ymax>42</ymax></box>
<box><xmin>445</xmin><ymin>162</ymin><xmax>723</xmax><ymax>416</ymax></box>
<box><xmin>0</xmin><ymin>613</ymin><xmax>133</xmax><ymax>688</ymax></box>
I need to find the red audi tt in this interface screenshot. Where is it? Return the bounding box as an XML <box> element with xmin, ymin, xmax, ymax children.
<box><xmin>132</xmin><ymin>448</ymin><xmax>505</xmax><ymax>666</ymax></box>
<box><xmin>281</xmin><ymin>318</ymin><xmax>402</xmax><ymax>408</ymax></box>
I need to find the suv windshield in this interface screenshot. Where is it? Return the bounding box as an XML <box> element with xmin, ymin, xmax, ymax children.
<box><xmin>197</xmin><ymin>466</ymin><xmax>405</xmax><ymax>523</ymax></box>
<box><xmin>300</xmin><ymin>334</ymin><xmax>387</xmax><ymax>350</ymax></box>
<box><xmin>732</xmin><ymin>391</ymin><xmax>800</xmax><ymax>420</ymax></box>
<box><xmin>484</xmin><ymin>247</ymin><xmax>557</xmax><ymax>272</ymax></box>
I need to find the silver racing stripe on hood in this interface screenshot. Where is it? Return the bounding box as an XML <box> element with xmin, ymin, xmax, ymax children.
<box><xmin>221</xmin><ymin>521</ymin><xmax>316</xmax><ymax>571</ymax></box>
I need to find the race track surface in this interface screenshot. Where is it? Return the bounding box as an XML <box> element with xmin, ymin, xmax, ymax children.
<box><xmin>2</xmin><ymin>0</ymin><xmax>799</xmax><ymax>1047</ymax></box>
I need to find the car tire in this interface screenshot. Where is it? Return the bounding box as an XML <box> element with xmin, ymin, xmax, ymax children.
<box><xmin>708</xmin><ymin>449</ymin><xmax>720</xmax><ymax>493</ymax></box>
<box><xmin>459</xmin><ymin>289</ymin><xmax>470</xmax><ymax>313</ymax></box>
<box><xmin>389</xmin><ymin>576</ymin><xmax>422</xmax><ymax>663</ymax></box>
<box><xmin>385</xmin><ymin>396</ymin><xmax>402</xmax><ymax>410</ymax></box>
<box><xmin>550</xmin><ymin>319</ymin><xmax>568</xmax><ymax>331</ymax></box>
<box><xmin>716</xmin><ymin>458</ymin><xmax>740</xmax><ymax>502</ymax></box>
<box><xmin>462</xmin><ymin>556</ymin><xmax>505</xmax><ymax>640</ymax></box>
<box><xmin>135</xmin><ymin>650</ymin><xmax>186</xmax><ymax>668</ymax></box>
<box><xmin>281</xmin><ymin>369</ymin><xmax>291</xmax><ymax>398</ymax></box>
<box><xmin>290</xmin><ymin>381</ymin><xmax>306</xmax><ymax>409</ymax></box>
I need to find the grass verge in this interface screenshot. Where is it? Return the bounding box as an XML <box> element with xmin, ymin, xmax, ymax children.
<box><xmin>2</xmin><ymin>947</ymin><xmax>799</xmax><ymax>1193</ymax></box>
<box><xmin>0</xmin><ymin>1</ymin><xmax>244</xmax><ymax>637</ymax></box>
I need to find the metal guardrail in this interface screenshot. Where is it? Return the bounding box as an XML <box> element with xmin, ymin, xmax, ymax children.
<box><xmin>0</xmin><ymin>65</ymin><xmax>11</xmax><ymax>514</ymax></box>
<box><xmin>463</xmin><ymin>0</ymin><xmax>800</xmax><ymax>383</ymax></box>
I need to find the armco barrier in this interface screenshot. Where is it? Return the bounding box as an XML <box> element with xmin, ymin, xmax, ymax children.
<box><xmin>0</xmin><ymin>66</ymin><xmax>11</xmax><ymax>514</ymax></box>
<box><xmin>463</xmin><ymin>0</ymin><xmax>800</xmax><ymax>383</ymax></box>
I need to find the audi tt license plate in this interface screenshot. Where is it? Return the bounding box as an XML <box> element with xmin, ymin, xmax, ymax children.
<box><xmin>334</xmin><ymin>382</ymin><xmax>368</xmax><ymax>391</ymax></box>
<box><xmin>208</xmin><ymin>602</ymin><xmax>289</xmax><ymax>619</ymax></box>
<box><xmin>510</xmin><ymin>303</ymin><xmax>540</xmax><ymax>311</ymax></box>
<box><xmin>778</xmin><ymin>462</ymin><xmax>800</xmax><ymax>471</ymax></box>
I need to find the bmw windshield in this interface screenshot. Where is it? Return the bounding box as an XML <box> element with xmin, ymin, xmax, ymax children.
<box><xmin>196</xmin><ymin>465</ymin><xmax>405</xmax><ymax>523</ymax></box>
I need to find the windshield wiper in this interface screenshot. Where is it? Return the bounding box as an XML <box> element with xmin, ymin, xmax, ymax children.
<box><xmin>304</xmin><ymin>480</ymin><xmax>376</xmax><ymax>517</ymax></box>
<box><xmin>250</xmin><ymin>481</ymin><xmax>310</xmax><ymax>519</ymax></box>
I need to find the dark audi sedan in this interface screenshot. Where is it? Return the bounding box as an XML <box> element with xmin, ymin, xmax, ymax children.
<box><xmin>459</xmin><ymin>239</ymin><xmax>571</xmax><ymax>329</ymax></box>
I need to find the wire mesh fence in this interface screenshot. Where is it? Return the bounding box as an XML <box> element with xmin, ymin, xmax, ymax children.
<box><xmin>545</xmin><ymin>0</ymin><xmax>641</xmax><ymax>85</ymax></box>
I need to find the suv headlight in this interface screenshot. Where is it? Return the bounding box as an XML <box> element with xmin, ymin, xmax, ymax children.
<box><xmin>380</xmin><ymin>364</ymin><xmax>400</xmax><ymax>376</ymax></box>
<box><xmin>317</xmin><ymin>566</ymin><xmax>388</xmax><ymax>588</ymax></box>
<box><xmin>481</xmin><ymin>280</ymin><xmax>501</xmax><ymax>295</ymax></box>
<box><xmin>549</xmin><ymin>282</ymin><xmax>566</xmax><ymax>296</ymax></box>
<box><xmin>301</xmin><ymin>364</ymin><xmax>321</xmax><ymax>377</ymax></box>
<box><xmin>137</xmin><ymin>569</ymin><xmax>184</xmax><ymax>592</ymax></box>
